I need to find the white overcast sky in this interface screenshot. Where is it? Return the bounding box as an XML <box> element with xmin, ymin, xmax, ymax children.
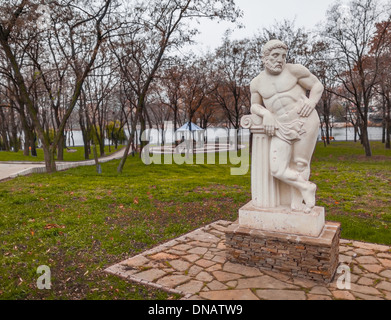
<box><xmin>189</xmin><ymin>0</ymin><xmax>338</xmax><ymax>53</ymax></box>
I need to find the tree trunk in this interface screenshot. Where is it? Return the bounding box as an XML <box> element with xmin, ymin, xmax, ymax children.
<box><xmin>23</xmin><ymin>139</ymin><xmax>29</xmax><ymax>156</ymax></box>
<box><xmin>0</xmin><ymin>109</ymin><xmax>10</xmax><ymax>151</ymax></box>
<box><xmin>57</xmin><ymin>132</ymin><xmax>65</xmax><ymax>161</ymax></box>
<box><xmin>0</xmin><ymin>34</ymin><xmax>55</xmax><ymax>172</ymax></box>
<box><xmin>43</xmin><ymin>144</ymin><xmax>56</xmax><ymax>173</ymax></box>
<box><xmin>139</xmin><ymin>111</ymin><xmax>147</xmax><ymax>154</ymax></box>
<box><xmin>324</xmin><ymin>118</ymin><xmax>331</xmax><ymax>145</ymax></box>
<box><xmin>99</xmin><ymin>127</ymin><xmax>105</xmax><ymax>157</ymax></box>
<box><xmin>19</xmin><ymin>109</ymin><xmax>36</xmax><ymax>157</ymax></box>
<box><xmin>382</xmin><ymin>122</ymin><xmax>386</xmax><ymax>144</ymax></box>
<box><xmin>386</xmin><ymin>123</ymin><xmax>391</xmax><ymax>149</ymax></box>
<box><xmin>174</xmin><ymin>109</ymin><xmax>178</xmax><ymax>132</ymax></box>
<box><xmin>361</xmin><ymin>125</ymin><xmax>372</xmax><ymax>157</ymax></box>
<box><xmin>21</xmin><ymin>125</ymin><xmax>30</xmax><ymax>156</ymax></box>
<box><xmin>117</xmin><ymin>105</ymin><xmax>142</xmax><ymax>173</ymax></box>
<box><xmin>10</xmin><ymin>106</ymin><xmax>19</xmax><ymax>152</ymax></box>
<box><xmin>29</xmin><ymin>133</ymin><xmax>37</xmax><ymax>157</ymax></box>
<box><xmin>79</xmin><ymin>104</ymin><xmax>90</xmax><ymax>160</ymax></box>
<box><xmin>92</xmin><ymin>142</ymin><xmax>101</xmax><ymax>173</ymax></box>
<box><xmin>386</xmin><ymin>98</ymin><xmax>391</xmax><ymax>150</ymax></box>
<box><xmin>382</xmin><ymin>97</ymin><xmax>386</xmax><ymax>144</ymax></box>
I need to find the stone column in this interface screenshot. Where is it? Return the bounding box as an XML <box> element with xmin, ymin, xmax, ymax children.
<box><xmin>241</xmin><ymin>115</ymin><xmax>280</xmax><ymax>208</ymax></box>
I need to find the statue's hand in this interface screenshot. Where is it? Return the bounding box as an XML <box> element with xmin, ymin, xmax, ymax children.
<box><xmin>263</xmin><ymin>111</ymin><xmax>276</xmax><ymax>137</ymax></box>
<box><xmin>298</xmin><ymin>97</ymin><xmax>316</xmax><ymax>118</ymax></box>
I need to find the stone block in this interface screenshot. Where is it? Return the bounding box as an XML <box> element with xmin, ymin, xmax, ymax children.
<box><xmin>239</xmin><ymin>202</ymin><xmax>325</xmax><ymax>238</ymax></box>
<box><xmin>225</xmin><ymin>221</ymin><xmax>341</xmax><ymax>283</ymax></box>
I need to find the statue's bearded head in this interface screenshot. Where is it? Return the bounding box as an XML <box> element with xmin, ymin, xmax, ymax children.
<box><xmin>262</xmin><ymin>40</ymin><xmax>288</xmax><ymax>75</ymax></box>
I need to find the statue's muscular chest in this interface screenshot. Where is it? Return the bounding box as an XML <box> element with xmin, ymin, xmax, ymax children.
<box><xmin>258</xmin><ymin>71</ymin><xmax>298</xmax><ymax>100</ymax></box>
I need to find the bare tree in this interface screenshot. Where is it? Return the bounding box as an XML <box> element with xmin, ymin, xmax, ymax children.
<box><xmin>111</xmin><ymin>0</ymin><xmax>242</xmax><ymax>173</ymax></box>
<box><xmin>322</xmin><ymin>0</ymin><xmax>391</xmax><ymax>156</ymax></box>
<box><xmin>181</xmin><ymin>57</ymin><xmax>213</xmax><ymax>125</ymax></box>
<box><xmin>371</xmin><ymin>20</ymin><xmax>391</xmax><ymax>148</ymax></box>
<box><xmin>311</xmin><ymin>40</ymin><xmax>339</xmax><ymax>145</ymax></box>
<box><xmin>211</xmin><ymin>36</ymin><xmax>254</xmax><ymax>148</ymax></box>
<box><xmin>0</xmin><ymin>0</ymin><xmax>114</xmax><ymax>172</ymax></box>
<box><xmin>255</xmin><ymin>19</ymin><xmax>313</xmax><ymax>66</ymax></box>
<box><xmin>84</xmin><ymin>66</ymin><xmax>118</xmax><ymax>157</ymax></box>
<box><xmin>156</xmin><ymin>57</ymin><xmax>188</xmax><ymax>132</ymax></box>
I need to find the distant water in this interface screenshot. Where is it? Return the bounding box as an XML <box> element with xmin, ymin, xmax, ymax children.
<box><xmin>318</xmin><ymin>127</ymin><xmax>384</xmax><ymax>142</ymax></box>
<box><xmin>64</xmin><ymin>127</ymin><xmax>384</xmax><ymax>147</ymax></box>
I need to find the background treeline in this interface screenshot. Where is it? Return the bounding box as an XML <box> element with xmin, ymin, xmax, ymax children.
<box><xmin>0</xmin><ymin>0</ymin><xmax>390</xmax><ymax>173</ymax></box>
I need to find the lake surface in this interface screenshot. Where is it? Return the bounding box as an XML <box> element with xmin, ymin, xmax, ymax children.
<box><xmin>65</xmin><ymin>127</ymin><xmax>384</xmax><ymax>147</ymax></box>
<box><xmin>320</xmin><ymin>127</ymin><xmax>383</xmax><ymax>142</ymax></box>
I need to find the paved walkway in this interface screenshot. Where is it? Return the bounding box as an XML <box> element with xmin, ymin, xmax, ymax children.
<box><xmin>0</xmin><ymin>143</ymin><xmax>237</xmax><ymax>181</ymax></box>
<box><xmin>105</xmin><ymin>220</ymin><xmax>391</xmax><ymax>300</ymax></box>
<box><xmin>0</xmin><ymin>163</ymin><xmax>47</xmax><ymax>181</ymax></box>
<box><xmin>0</xmin><ymin>148</ymin><xmax>128</xmax><ymax>182</ymax></box>
<box><xmin>149</xmin><ymin>144</ymin><xmax>246</xmax><ymax>155</ymax></box>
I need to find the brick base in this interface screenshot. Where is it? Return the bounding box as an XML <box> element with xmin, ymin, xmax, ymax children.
<box><xmin>225</xmin><ymin>222</ymin><xmax>341</xmax><ymax>283</ymax></box>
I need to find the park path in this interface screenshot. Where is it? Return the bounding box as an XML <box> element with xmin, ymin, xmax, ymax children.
<box><xmin>0</xmin><ymin>147</ymin><xmax>128</xmax><ymax>182</ymax></box>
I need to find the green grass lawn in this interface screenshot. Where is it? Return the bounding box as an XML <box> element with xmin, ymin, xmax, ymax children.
<box><xmin>312</xmin><ymin>142</ymin><xmax>391</xmax><ymax>244</ymax></box>
<box><xmin>0</xmin><ymin>141</ymin><xmax>390</xmax><ymax>300</ymax></box>
<box><xmin>0</xmin><ymin>145</ymin><xmax>124</xmax><ymax>162</ymax></box>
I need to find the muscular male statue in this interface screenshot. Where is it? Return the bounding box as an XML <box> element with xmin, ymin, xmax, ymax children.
<box><xmin>250</xmin><ymin>40</ymin><xmax>324</xmax><ymax>213</ymax></box>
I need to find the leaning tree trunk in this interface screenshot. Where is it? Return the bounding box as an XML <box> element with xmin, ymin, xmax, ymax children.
<box><xmin>57</xmin><ymin>132</ymin><xmax>65</xmax><ymax>161</ymax></box>
<box><xmin>117</xmin><ymin>104</ymin><xmax>142</xmax><ymax>173</ymax></box>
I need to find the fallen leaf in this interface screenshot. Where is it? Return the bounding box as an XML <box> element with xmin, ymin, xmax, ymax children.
<box><xmin>44</xmin><ymin>224</ymin><xmax>66</xmax><ymax>230</ymax></box>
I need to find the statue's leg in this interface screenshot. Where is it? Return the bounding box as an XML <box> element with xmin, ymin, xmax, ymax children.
<box><xmin>291</xmin><ymin>112</ymin><xmax>321</xmax><ymax>211</ymax></box>
<box><xmin>291</xmin><ymin>189</ymin><xmax>305</xmax><ymax>212</ymax></box>
<box><xmin>290</xmin><ymin>162</ymin><xmax>311</xmax><ymax>212</ymax></box>
<box><xmin>270</xmin><ymin>137</ymin><xmax>317</xmax><ymax>212</ymax></box>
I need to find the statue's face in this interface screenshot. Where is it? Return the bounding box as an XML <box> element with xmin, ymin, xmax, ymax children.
<box><xmin>264</xmin><ymin>48</ymin><xmax>287</xmax><ymax>75</ymax></box>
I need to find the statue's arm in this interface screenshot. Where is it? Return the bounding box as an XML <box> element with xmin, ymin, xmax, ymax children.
<box><xmin>250</xmin><ymin>79</ymin><xmax>268</xmax><ymax>117</ymax></box>
<box><xmin>291</xmin><ymin>65</ymin><xmax>324</xmax><ymax>117</ymax></box>
<box><xmin>250</xmin><ymin>79</ymin><xmax>276</xmax><ymax>136</ymax></box>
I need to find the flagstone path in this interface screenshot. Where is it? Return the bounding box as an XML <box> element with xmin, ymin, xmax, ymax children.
<box><xmin>105</xmin><ymin>220</ymin><xmax>391</xmax><ymax>300</ymax></box>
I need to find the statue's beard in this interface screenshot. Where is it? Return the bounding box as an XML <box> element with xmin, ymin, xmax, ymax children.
<box><xmin>265</xmin><ymin>60</ymin><xmax>285</xmax><ymax>75</ymax></box>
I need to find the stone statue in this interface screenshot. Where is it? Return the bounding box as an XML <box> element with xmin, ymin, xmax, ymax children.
<box><xmin>228</xmin><ymin>42</ymin><xmax>339</xmax><ymax>277</ymax></box>
<box><xmin>249</xmin><ymin>39</ymin><xmax>324</xmax><ymax>214</ymax></box>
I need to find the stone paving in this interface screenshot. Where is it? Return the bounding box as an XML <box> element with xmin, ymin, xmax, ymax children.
<box><xmin>105</xmin><ymin>220</ymin><xmax>391</xmax><ymax>300</ymax></box>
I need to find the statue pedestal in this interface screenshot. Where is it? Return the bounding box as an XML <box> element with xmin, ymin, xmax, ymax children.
<box><xmin>239</xmin><ymin>202</ymin><xmax>325</xmax><ymax>238</ymax></box>
<box><xmin>225</xmin><ymin>115</ymin><xmax>340</xmax><ymax>283</ymax></box>
<box><xmin>225</xmin><ymin>221</ymin><xmax>341</xmax><ymax>283</ymax></box>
